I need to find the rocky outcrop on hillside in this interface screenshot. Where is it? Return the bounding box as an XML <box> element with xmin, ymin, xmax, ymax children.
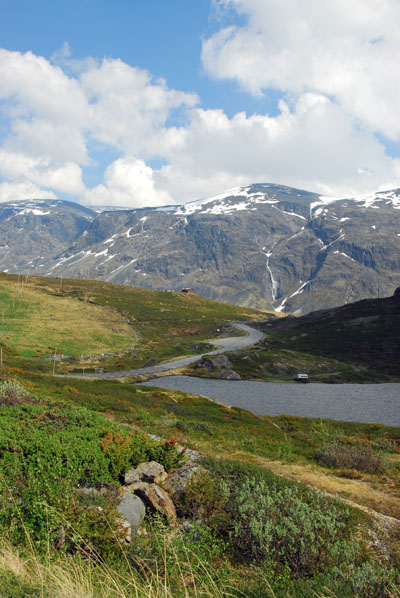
<box><xmin>2</xmin><ymin>184</ymin><xmax>400</xmax><ymax>314</ymax></box>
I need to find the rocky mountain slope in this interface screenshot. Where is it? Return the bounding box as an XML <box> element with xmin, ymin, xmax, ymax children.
<box><xmin>1</xmin><ymin>183</ymin><xmax>400</xmax><ymax>313</ymax></box>
<box><xmin>0</xmin><ymin>199</ymin><xmax>95</xmax><ymax>274</ymax></box>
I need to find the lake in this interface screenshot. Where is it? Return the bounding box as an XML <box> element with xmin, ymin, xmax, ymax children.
<box><xmin>143</xmin><ymin>376</ymin><xmax>400</xmax><ymax>426</ymax></box>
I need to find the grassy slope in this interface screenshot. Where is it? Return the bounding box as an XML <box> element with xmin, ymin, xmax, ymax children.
<box><xmin>0</xmin><ymin>276</ymin><xmax>136</xmax><ymax>358</ymax></box>
<box><xmin>0</xmin><ymin>272</ymin><xmax>264</xmax><ymax>372</ymax></box>
<box><xmin>0</xmin><ymin>274</ymin><xmax>398</xmax><ymax>595</ymax></box>
<box><xmin>16</xmin><ymin>371</ymin><xmax>400</xmax><ymax>521</ymax></box>
<box><xmin>261</xmin><ymin>292</ymin><xmax>400</xmax><ymax>379</ymax></box>
<box><xmin>0</xmin><ymin>271</ymin><xmax>398</xmax><ymax>521</ymax></box>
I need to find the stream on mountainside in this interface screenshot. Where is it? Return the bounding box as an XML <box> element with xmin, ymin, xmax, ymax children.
<box><xmin>142</xmin><ymin>376</ymin><xmax>400</xmax><ymax>426</ymax></box>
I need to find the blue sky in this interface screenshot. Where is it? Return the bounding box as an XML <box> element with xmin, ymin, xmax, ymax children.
<box><xmin>1</xmin><ymin>0</ymin><xmax>400</xmax><ymax>207</ymax></box>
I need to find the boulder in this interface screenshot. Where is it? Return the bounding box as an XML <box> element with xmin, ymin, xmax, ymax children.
<box><xmin>164</xmin><ymin>456</ymin><xmax>203</xmax><ymax>498</ymax></box>
<box><xmin>219</xmin><ymin>369</ymin><xmax>241</xmax><ymax>380</ymax></box>
<box><xmin>130</xmin><ymin>482</ymin><xmax>177</xmax><ymax>525</ymax></box>
<box><xmin>116</xmin><ymin>492</ymin><xmax>146</xmax><ymax>529</ymax></box>
<box><xmin>210</xmin><ymin>355</ymin><xmax>231</xmax><ymax>370</ymax></box>
<box><xmin>124</xmin><ymin>461</ymin><xmax>167</xmax><ymax>485</ymax></box>
<box><xmin>195</xmin><ymin>355</ymin><xmax>232</xmax><ymax>371</ymax></box>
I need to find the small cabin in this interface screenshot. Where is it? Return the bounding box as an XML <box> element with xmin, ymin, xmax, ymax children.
<box><xmin>181</xmin><ymin>288</ymin><xmax>195</xmax><ymax>294</ymax></box>
<box><xmin>293</xmin><ymin>373</ymin><xmax>309</xmax><ymax>383</ymax></box>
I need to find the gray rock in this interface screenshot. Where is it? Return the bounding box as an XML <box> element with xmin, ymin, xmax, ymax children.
<box><xmin>210</xmin><ymin>355</ymin><xmax>231</xmax><ymax>369</ymax></box>
<box><xmin>219</xmin><ymin>369</ymin><xmax>241</xmax><ymax>380</ymax></box>
<box><xmin>164</xmin><ymin>459</ymin><xmax>204</xmax><ymax>498</ymax></box>
<box><xmin>116</xmin><ymin>492</ymin><xmax>146</xmax><ymax>529</ymax></box>
<box><xmin>124</xmin><ymin>461</ymin><xmax>167</xmax><ymax>485</ymax></box>
<box><xmin>196</xmin><ymin>354</ymin><xmax>231</xmax><ymax>371</ymax></box>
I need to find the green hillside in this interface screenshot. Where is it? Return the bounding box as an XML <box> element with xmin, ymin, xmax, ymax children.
<box><xmin>0</xmin><ymin>273</ymin><xmax>398</xmax><ymax>597</ymax></box>
<box><xmin>0</xmin><ymin>272</ymin><xmax>264</xmax><ymax>373</ymax></box>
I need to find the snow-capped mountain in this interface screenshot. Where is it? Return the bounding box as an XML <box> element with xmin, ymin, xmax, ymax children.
<box><xmin>0</xmin><ymin>199</ymin><xmax>95</xmax><ymax>275</ymax></box>
<box><xmin>1</xmin><ymin>184</ymin><xmax>400</xmax><ymax>314</ymax></box>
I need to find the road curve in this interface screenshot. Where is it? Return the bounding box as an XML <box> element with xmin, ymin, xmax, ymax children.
<box><xmin>79</xmin><ymin>322</ymin><xmax>264</xmax><ymax>380</ymax></box>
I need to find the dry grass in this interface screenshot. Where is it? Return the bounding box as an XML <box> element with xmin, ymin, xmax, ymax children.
<box><xmin>0</xmin><ymin>537</ymin><xmax>238</xmax><ymax>598</ymax></box>
<box><xmin>0</xmin><ymin>279</ymin><xmax>136</xmax><ymax>358</ymax></box>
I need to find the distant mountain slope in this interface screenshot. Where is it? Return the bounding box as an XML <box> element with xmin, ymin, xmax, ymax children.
<box><xmin>1</xmin><ymin>183</ymin><xmax>400</xmax><ymax>314</ymax></box>
<box><xmin>0</xmin><ymin>199</ymin><xmax>95</xmax><ymax>274</ymax></box>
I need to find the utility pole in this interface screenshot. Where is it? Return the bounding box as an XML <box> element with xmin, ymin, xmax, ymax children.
<box><xmin>1</xmin><ymin>348</ymin><xmax>3</xmax><ymax>367</ymax></box>
<box><xmin>81</xmin><ymin>354</ymin><xmax>85</xmax><ymax>375</ymax></box>
<box><xmin>52</xmin><ymin>349</ymin><xmax>57</xmax><ymax>376</ymax></box>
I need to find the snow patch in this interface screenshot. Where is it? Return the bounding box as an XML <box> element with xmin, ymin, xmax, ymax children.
<box><xmin>175</xmin><ymin>186</ymin><xmax>279</xmax><ymax>216</ymax></box>
<box><xmin>18</xmin><ymin>208</ymin><xmax>50</xmax><ymax>216</ymax></box>
<box><xmin>94</xmin><ymin>249</ymin><xmax>108</xmax><ymax>257</ymax></box>
<box><xmin>276</xmin><ymin>280</ymin><xmax>311</xmax><ymax>312</ymax></box>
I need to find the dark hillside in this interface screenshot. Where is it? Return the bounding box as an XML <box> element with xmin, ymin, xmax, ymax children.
<box><xmin>260</xmin><ymin>289</ymin><xmax>400</xmax><ymax>377</ymax></box>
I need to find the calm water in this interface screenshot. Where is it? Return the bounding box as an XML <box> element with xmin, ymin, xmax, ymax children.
<box><xmin>144</xmin><ymin>376</ymin><xmax>400</xmax><ymax>426</ymax></box>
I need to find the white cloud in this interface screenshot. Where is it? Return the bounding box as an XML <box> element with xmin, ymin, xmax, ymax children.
<box><xmin>83</xmin><ymin>157</ymin><xmax>172</xmax><ymax>207</ymax></box>
<box><xmin>0</xmin><ymin>150</ymin><xmax>84</xmax><ymax>195</ymax></box>
<box><xmin>203</xmin><ymin>0</ymin><xmax>400</xmax><ymax>138</ymax></box>
<box><xmin>0</xmin><ymin>181</ymin><xmax>57</xmax><ymax>203</ymax></box>
<box><xmin>156</xmin><ymin>94</ymin><xmax>400</xmax><ymax>201</ymax></box>
<box><xmin>81</xmin><ymin>58</ymin><xmax>198</xmax><ymax>156</ymax></box>
<box><xmin>0</xmin><ymin>30</ymin><xmax>400</xmax><ymax>208</ymax></box>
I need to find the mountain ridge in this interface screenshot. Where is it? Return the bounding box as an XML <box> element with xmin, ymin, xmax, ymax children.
<box><xmin>1</xmin><ymin>183</ymin><xmax>400</xmax><ymax>314</ymax></box>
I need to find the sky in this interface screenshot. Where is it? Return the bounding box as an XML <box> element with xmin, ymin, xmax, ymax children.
<box><xmin>1</xmin><ymin>0</ymin><xmax>400</xmax><ymax>208</ymax></box>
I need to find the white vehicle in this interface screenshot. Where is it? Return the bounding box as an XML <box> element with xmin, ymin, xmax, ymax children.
<box><xmin>293</xmin><ymin>373</ymin><xmax>309</xmax><ymax>383</ymax></box>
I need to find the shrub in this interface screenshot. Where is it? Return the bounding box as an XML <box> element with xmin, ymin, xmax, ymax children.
<box><xmin>345</xmin><ymin>562</ymin><xmax>400</xmax><ymax>598</ymax></box>
<box><xmin>0</xmin><ymin>380</ymin><xmax>39</xmax><ymax>406</ymax></box>
<box><xmin>217</xmin><ymin>476</ymin><xmax>359</xmax><ymax>577</ymax></box>
<box><xmin>0</xmin><ymin>389</ymin><xmax>183</xmax><ymax>547</ymax></box>
<box><xmin>315</xmin><ymin>441</ymin><xmax>385</xmax><ymax>474</ymax></box>
<box><xmin>175</xmin><ymin>470</ymin><xmax>225</xmax><ymax>521</ymax></box>
<box><xmin>180</xmin><ymin>458</ymin><xmax>360</xmax><ymax>580</ymax></box>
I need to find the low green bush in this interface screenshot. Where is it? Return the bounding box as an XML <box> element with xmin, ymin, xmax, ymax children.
<box><xmin>218</xmin><ymin>476</ymin><xmax>359</xmax><ymax>578</ymax></box>
<box><xmin>0</xmin><ymin>382</ymin><xmax>182</xmax><ymax>547</ymax></box>
<box><xmin>180</xmin><ymin>458</ymin><xmax>361</xmax><ymax>580</ymax></box>
<box><xmin>315</xmin><ymin>441</ymin><xmax>385</xmax><ymax>473</ymax></box>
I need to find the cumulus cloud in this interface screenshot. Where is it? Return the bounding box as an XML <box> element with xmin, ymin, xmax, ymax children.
<box><xmin>81</xmin><ymin>59</ymin><xmax>198</xmax><ymax>157</ymax></box>
<box><xmin>0</xmin><ymin>181</ymin><xmax>57</xmax><ymax>203</ymax></box>
<box><xmin>0</xmin><ymin>150</ymin><xmax>84</xmax><ymax>195</ymax></box>
<box><xmin>83</xmin><ymin>157</ymin><xmax>172</xmax><ymax>207</ymax></box>
<box><xmin>202</xmin><ymin>0</ymin><xmax>400</xmax><ymax>139</ymax></box>
<box><xmin>0</xmin><ymin>18</ymin><xmax>400</xmax><ymax>209</ymax></box>
<box><xmin>157</xmin><ymin>94</ymin><xmax>400</xmax><ymax>200</ymax></box>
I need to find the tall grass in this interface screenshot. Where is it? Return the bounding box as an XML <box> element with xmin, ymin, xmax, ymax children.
<box><xmin>0</xmin><ymin>535</ymin><xmax>240</xmax><ymax>598</ymax></box>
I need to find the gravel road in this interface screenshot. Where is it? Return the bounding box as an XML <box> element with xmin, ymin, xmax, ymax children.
<box><xmin>79</xmin><ymin>322</ymin><xmax>264</xmax><ymax>380</ymax></box>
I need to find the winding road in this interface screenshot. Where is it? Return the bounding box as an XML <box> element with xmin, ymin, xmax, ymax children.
<box><xmin>81</xmin><ymin>322</ymin><xmax>264</xmax><ymax>379</ymax></box>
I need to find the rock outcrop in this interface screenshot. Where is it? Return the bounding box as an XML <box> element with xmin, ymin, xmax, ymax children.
<box><xmin>124</xmin><ymin>461</ymin><xmax>168</xmax><ymax>485</ymax></box>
